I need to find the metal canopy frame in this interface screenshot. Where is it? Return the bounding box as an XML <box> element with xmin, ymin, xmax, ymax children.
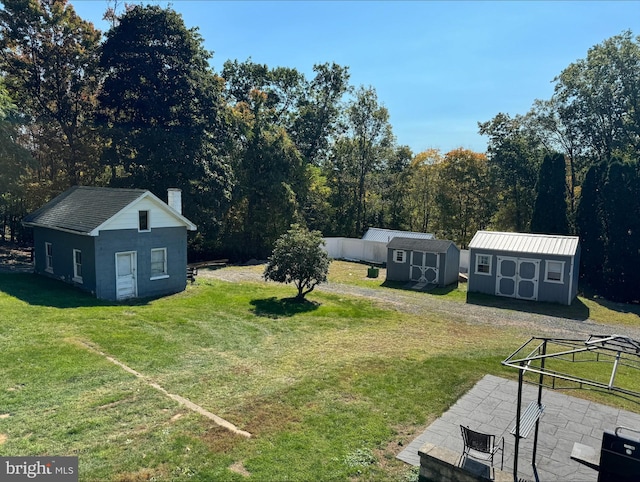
<box><xmin>501</xmin><ymin>334</ymin><xmax>640</xmax><ymax>482</ymax></box>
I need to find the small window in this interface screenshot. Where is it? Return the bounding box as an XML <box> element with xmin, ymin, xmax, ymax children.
<box><xmin>73</xmin><ymin>249</ymin><xmax>83</xmax><ymax>282</ymax></box>
<box><xmin>475</xmin><ymin>254</ymin><xmax>492</xmax><ymax>275</ymax></box>
<box><xmin>545</xmin><ymin>260</ymin><xmax>564</xmax><ymax>284</ymax></box>
<box><xmin>139</xmin><ymin>210</ymin><xmax>150</xmax><ymax>231</ymax></box>
<box><xmin>150</xmin><ymin>248</ymin><xmax>167</xmax><ymax>279</ymax></box>
<box><xmin>45</xmin><ymin>242</ymin><xmax>53</xmax><ymax>272</ymax></box>
<box><xmin>393</xmin><ymin>250</ymin><xmax>406</xmax><ymax>263</ymax></box>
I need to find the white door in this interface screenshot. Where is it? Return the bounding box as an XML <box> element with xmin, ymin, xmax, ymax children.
<box><xmin>116</xmin><ymin>251</ymin><xmax>137</xmax><ymax>300</ymax></box>
<box><xmin>495</xmin><ymin>256</ymin><xmax>539</xmax><ymax>300</ymax></box>
<box><xmin>410</xmin><ymin>251</ymin><xmax>439</xmax><ymax>284</ymax></box>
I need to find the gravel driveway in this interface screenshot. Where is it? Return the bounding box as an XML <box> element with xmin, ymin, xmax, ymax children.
<box><xmin>200</xmin><ymin>265</ymin><xmax>640</xmax><ymax>341</ymax></box>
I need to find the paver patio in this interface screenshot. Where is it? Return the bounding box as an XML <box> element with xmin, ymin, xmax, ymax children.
<box><xmin>397</xmin><ymin>374</ymin><xmax>640</xmax><ymax>481</ymax></box>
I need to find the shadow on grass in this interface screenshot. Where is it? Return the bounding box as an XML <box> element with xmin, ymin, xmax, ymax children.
<box><xmin>585</xmin><ymin>296</ymin><xmax>640</xmax><ymax>318</ymax></box>
<box><xmin>0</xmin><ymin>273</ymin><xmax>154</xmax><ymax>308</ymax></box>
<box><xmin>250</xmin><ymin>296</ymin><xmax>320</xmax><ymax>318</ymax></box>
<box><xmin>380</xmin><ymin>280</ymin><xmax>458</xmax><ymax>295</ymax></box>
<box><xmin>466</xmin><ymin>292</ymin><xmax>590</xmax><ymax>321</ymax></box>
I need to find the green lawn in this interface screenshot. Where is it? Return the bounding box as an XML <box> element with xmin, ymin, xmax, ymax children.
<box><xmin>0</xmin><ymin>268</ymin><xmax>637</xmax><ymax>481</ymax></box>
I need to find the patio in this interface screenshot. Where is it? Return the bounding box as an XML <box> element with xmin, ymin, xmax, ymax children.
<box><xmin>397</xmin><ymin>374</ymin><xmax>640</xmax><ymax>481</ymax></box>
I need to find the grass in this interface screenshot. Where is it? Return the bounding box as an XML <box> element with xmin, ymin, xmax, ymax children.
<box><xmin>0</xmin><ymin>263</ymin><xmax>638</xmax><ymax>481</ymax></box>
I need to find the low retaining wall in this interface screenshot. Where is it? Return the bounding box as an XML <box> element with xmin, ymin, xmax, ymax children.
<box><xmin>418</xmin><ymin>443</ymin><xmax>511</xmax><ymax>482</ymax></box>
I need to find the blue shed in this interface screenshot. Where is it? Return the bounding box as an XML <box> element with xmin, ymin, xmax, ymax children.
<box><xmin>23</xmin><ymin>186</ymin><xmax>197</xmax><ymax>301</ymax></box>
<box><xmin>467</xmin><ymin>231</ymin><xmax>580</xmax><ymax>305</ymax></box>
<box><xmin>386</xmin><ymin>237</ymin><xmax>460</xmax><ymax>287</ymax></box>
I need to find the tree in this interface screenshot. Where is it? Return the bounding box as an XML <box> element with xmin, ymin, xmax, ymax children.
<box><xmin>328</xmin><ymin>86</ymin><xmax>394</xmax><ymax>236</ymax></box>
<box><xmin>0</xmin><ymin>0</ymin><xmax>102</xmax><ymax>191</ymax></box>
<box><xmin>290</xmin><ymin>62</ymin><xmax>350</xmax><ymax>166</ymax></box>
<box><xmin>576</xmin><ymin>160</ymin><xmax>640</xmax><ymax>302</ymax></box>
<box><xmin>98</xmin><ymin>5</ymin><xmax>234</xmax><ymax>242</ymax></box>
<box><xmin>263</xmin><ymin>224</ymin><xmax>330</xmax><ymax>301</ymax></box>
<box><xmin>526</xmin><ymin>98</ymin><xmax>585</xmax><ymax>228</ymax></box>
<box><xmin>576</xmin><ymin>162</ymin><xmax>607</xmax><ymax>288</ymax></box>
<box><xmin>380</xmin><ymin>145</ymin><xmax>412</xmax><ymax>230</ymax></box>
<box><xmin>600</xmin><ymin>161</ymin><xmax>640</xmax><ymax>302</ymax></box>
<box><xmin>0</xmin><ymin>79</ymin><xmax>33</xmax><ymax>242</ymax></box>
<box><xmin>406</xmin><ymin>149</ymin><xmax>442</xmax><ymax>233</ymax></box>
<box><xmin>530</xmin><ymin>153</ymin><xmax>569</xmax><ymax>235</ymax></box>
<box><xmin>225</xmin><ymin>89</ymin><xmax>305</xmax><ymax>259</ymax></box>
<box><xmin>433</xmin><ymin>148</ymin><xmax>493</xmax><ymax>248</ymax></box>
<box><xmin>553</xmin><ymin>31</ymin><xmax>640</xmax><ymax>164</ymax></box>
<box><xmin>478</xmin><ymin>113</ymin><xmax>542</xmax><ymax>231</ymax></box>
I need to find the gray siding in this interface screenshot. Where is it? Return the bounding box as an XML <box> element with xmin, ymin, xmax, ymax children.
<box><xmin>386</xmin><ymin>245</ymin><xmax>460</xmax><ymax>287</ymax></box>
<box><xmin>32</xmin><ymin>227</ymin><xmax>97</xmax><ymax>295</ymax></box>
<box><xmin>467</xmin><ymin>249</ymin><xmax>495</xmax><ymax>295</ymax></box>
<box><xmin>443</xmin><ymin>244</ymin><xmax>460</xmax><ymax>286</ymax></box>
<box><xmin>94</xmin><ymin>227</ymin><xmax>187</xmax><ymax>300</ymax></box>
<box><xmin>468</xmin><ymin>248</ymin><xmax>579</xmax><ymax>305</ymax></box>
<box><xmin>386</xmin><ymin>247</ymin><xmax>410</xmax><ymax>282</ymax></box>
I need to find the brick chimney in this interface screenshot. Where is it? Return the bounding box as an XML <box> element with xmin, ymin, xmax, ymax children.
<box><xmin>167</xmin><ymin>188</ymin><xmax>182</xmax><ymax>214</ymax></box>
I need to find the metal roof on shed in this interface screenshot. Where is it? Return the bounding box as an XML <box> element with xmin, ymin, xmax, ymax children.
<box><xmin>362</xmin><ymin>227</ymin><xmax>434</xmax><ymax>243</ymax></box>
<box><xmin>468</xmin><ymin>231</ymin><xmax>579</xmax><ymax>256</ymax></box>
<box><xmin>387</xmin><ymin>237</ymin><xmax>458</xmax><ymax>253</ymax></box>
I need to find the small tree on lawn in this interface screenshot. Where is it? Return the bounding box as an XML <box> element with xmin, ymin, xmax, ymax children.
<box><xmin>264</xmin><ymin>224</ymin><xmax>330</xmax><ymax>301</ymax></box>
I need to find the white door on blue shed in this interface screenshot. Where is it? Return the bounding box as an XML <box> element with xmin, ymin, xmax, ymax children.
<box><xmin>410</xmin><ymin>251</ymin><xmax>439</xmax><ymax>284</ymax></box>
<box><xmin>495</xmin><ymin>256</ymin><xmax>539</xmax><ymax>301</ymax></box>
<box><xmin>116</xmin><ymin>251</ymin><xmax>137</xmax><ymax>300</ymax></box>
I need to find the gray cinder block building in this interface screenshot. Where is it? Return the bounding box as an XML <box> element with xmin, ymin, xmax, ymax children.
<box><xmin>23</xmin><ymin>186</ymin><xmax>197</xmax><ymax>301</ymax></box>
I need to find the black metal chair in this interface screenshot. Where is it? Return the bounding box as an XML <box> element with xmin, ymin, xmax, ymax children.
<box><xmin>460</xmin><ymin>425</ymin><xmax>504</xmax><ymax>478</ymax></box>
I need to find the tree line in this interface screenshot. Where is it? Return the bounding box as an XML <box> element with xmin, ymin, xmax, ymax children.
<box><xmin>0</xmin><ymin>1</ymin><xmax>638</xmax><ymax>302</ymax></box>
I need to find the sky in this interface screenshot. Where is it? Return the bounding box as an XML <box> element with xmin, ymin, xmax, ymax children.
<box><xmin>69</xmin><ymin>0</ymin><xmax>640</xmax><ymax>155</ymax></box>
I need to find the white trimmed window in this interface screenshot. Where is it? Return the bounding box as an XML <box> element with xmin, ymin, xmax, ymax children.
<box><xmin>393</xmin><ymin>250</ymin><xmax>406</xmax><ymax>263</ymax></box>
<box><xmin>138</xmin><ymin>210</ymin><xmax>150</xmax><ymax>231</ymax></box>
<box><xmin>545</xmin><ymin>260</ymin><xmax>565</xmax><ymax>283</ymax></box>
<box><xmin>73</xmin><ymin>249</ymin><xmax>83</xmax><ymax>283</ymax></box>
<box><xmin>475</xmin><ymin>254</ymin><xmax>492</xmax><ymax>275</ymax></box>
<box><xmin>150</xmin><ymin>248</ymin><xmax>168</xmax><ymax>279</ymax></box>
<box><xmin>45</xmin><ymin>242</ymin><xmax>53</xmax><ymax>273</ymax></box>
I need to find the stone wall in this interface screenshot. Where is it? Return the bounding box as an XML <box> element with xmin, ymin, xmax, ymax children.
<box><xmin>418</xmin><ymin>443</ymin><xmax>511</xmax><ymax>482</ymax></box>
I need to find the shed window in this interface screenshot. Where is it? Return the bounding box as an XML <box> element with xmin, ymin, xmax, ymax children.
<box><xmin>139</xmin><ymin>210</ymin><xmax>150</xmax><ymax>231</ymax></box>
<box><xmin>475</xmin><ymin>254</ymin><xmax>492</xmax><ymax>275</ymax></box>
<box><xmin>393</xmin><ymin>250</ymin><xmax>406</xmax><ymax>263</ymax></box>
<box><xmin>73</xmin><ymin>249</ymin><xmax>83</xmax><ymax>283</ymax></box>
<box><xmin>545</xmin><ymin>260</ymin><xmax>564</xmax><ymax>283</ymax></box>
<box><xmin>150</xmin><ymin>248</ymin><xmax>168</xmax><ymax>279</ymax></box>
<box><xmin>45</xmin><ymin>242</ymin><xmax>53</xmax><ymax>273</ymax></box>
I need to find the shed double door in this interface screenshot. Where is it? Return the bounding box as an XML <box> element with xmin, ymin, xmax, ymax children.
<box><xmin>410</xmin><ymin>251</ymin><xmax>439</xmax><ymax>284</ymax></box>
<box><xmin>495</xmin><ymin>256</ymin><xmax>539</xmax><ymax>301</ymax></box>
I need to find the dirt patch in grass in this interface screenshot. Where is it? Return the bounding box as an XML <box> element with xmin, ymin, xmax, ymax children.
<box><xmin>0</xmin><ymin>434</ymin><xmax>7</xmax><ymax>445</ymax></box>
<box><xmin>114</xmin><ymin>467</ymin><xmax>166</xmax><ymax>482</ymax></box>
<box><xmin>236</xmin><ymin>397</ymin><xmax>302</xmax><ymax>437</ymax></box>
<box><xmin>200</xmin><ymin>425</ymin><xmax>244</xmax><ymax>454</ymax></box>
<box><xmin>229</xmin><ymin>461</ymin><xmax>251</xmax><ymax>477</ymax></box>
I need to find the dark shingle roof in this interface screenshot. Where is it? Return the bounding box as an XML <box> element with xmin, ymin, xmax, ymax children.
<box><xmin>23</xmin><ymin>186</ymin><xmax>147</xmax><ymax>234</ymax></box>
<box><xmin>387</xmin><ymin>237</ymin><xmax>458</xmax><ymax>253</ymax></box>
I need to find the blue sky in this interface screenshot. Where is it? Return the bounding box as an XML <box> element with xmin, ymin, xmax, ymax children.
<box><xmin>70</xmin><ymin>0</ymin><xmax>640</xmax><ymax>154</ymax></box>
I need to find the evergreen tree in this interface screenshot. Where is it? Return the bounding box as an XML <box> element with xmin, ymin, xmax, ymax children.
<box><xmin>576</xmin><ymin>163</ymin><xmax>607</xmax><ymax>288</ymax></box>
<box><xmin>600</xmin><ymin>161</ymin><xmax>640</xmax><ymax>302</ymax></box>
<box><xmin>531</xmin><ymin>153</ymin><xmax>569</xmax><ymax>234</ymax></box>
